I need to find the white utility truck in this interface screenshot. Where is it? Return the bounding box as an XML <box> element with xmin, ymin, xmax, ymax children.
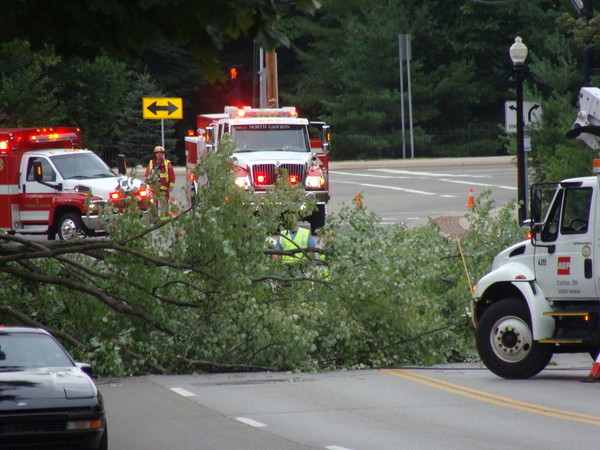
<box><xmin>472</xmin><ymin>87</ymin><xmax>600</xmax><ymax>378</ymax></box>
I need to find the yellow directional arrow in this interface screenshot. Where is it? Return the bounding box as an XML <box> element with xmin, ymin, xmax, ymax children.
<box><xmin>143</xmin><ymin>97</ymin><xmax>183</xmax><ymax>119</ymax></box>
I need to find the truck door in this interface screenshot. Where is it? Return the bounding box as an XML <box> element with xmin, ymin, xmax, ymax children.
<box><xmin>19</xmin><ymin>156</ymin><xmax>57</xmax><ymax>225</ymax></box>
<box><xmin>534</xmin><ymin>185</ymin><xmax>596</xmax><ymax>300</ymax></box>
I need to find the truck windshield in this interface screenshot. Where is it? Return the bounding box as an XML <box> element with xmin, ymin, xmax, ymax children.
<box><xmin>231</xmin><ymin>124</ymin><xmax>310</xmax><ymax>152</ymax></box>
<box><xmin>51</xmin><ymin>152</ymin><xmax>115</xmax><ymax>180</ymax></box>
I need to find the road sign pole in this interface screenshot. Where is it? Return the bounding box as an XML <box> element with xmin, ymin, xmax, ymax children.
<box><xmin>515</xmin><ymin>63</ymin><xmax>527</xmax><ymax>225</ymax></box>
<box><xmin>161</xmin><ymin>119</ymin><xmax>165</xmax><ymax>148</ymax></box>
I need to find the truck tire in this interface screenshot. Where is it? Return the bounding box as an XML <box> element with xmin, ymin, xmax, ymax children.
<box><xmin>476</xmin><ymin>298</ymin><xmax>553</xmax><ymax>379</ymax></box>
<box><xmin>57</xmin><ymin>212</ymin><xmax>88</xmax><ymax>240</ymax></box>
<box><xmin>308</xmin><ymin>205</ymin><xmax>326</xmax><ymax>234</ymax></box>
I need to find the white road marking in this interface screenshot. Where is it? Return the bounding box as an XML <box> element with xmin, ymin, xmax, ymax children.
<box><xmin>334</xmin><ymin>180</ymin><xmax>440</xmax><ymax>196</ymax></box>
<box><xmin>170</xmin><ymin>387</ymin><xmax>196</xmax><ymax>397</ymax></box>
<box><xmin>369</xmin><ymin>168</ymin><xmax>492</xmax><ymax>178</ymax></box>
<box><xmin>236</xmin><ymin>417</ymin><xmax>267</xmax><ymax>428</ymax></box>
<box><xmin>329</xmin><ymin>170</ymin><xmax>399</xmax><ymax>179</ymax></box>
<box><xmin>439</xmin><ymin>178</ymin><xmax>517</xmax><ymax>190</ymax></box>
<box><xmin>326</xmin><ymin>446</ymin><xmax>355</xmax><ymax>450</ymax></box>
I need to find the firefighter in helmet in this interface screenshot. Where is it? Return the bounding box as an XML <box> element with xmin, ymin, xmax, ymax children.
<box><xmin>145</xmin><ymin>146</ymin><xmax>175</xmax><ymax>200</ymax></box>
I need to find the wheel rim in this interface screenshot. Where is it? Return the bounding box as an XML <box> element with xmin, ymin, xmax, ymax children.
<box><xmin>489</xmin><ymin>315</ymin><xmax>533</xmax><ymax>363</ymax></box>
<box><xmin>60</xmin><ymin>218</ymin><xmax>78</xmax><ymax>240</ymax></box>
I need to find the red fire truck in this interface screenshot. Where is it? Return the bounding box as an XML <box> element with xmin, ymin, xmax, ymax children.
<box><xmin>0</xmin><ymin>127</ymin><xmax>148</xmax><ymax>240</ymax></box>
<box><xmin>184</xmin><ymin>106</ymin><xmax>331</xmax><ymax>232</ymax></box>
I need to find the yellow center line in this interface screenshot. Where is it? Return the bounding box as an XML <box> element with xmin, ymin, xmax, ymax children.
<box><xmin>380</xmin><ymin>368</ymin><xmax>600</xmax><ymax>426</ymax></box>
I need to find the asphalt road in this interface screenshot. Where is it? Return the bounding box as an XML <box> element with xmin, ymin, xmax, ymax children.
<box><xmin>98</xmin><ymin>353</ymin><xmax>600</xmax><ymax>450</ymax></box>
<box><xmin>327</xmin><ymin>156</ymin><xmax>516</xmax><ymax>228</ymax></box>
<box><xmin>166</xmin><ymin>155</ymin><xmax>517</xmax><ymax>229</ymax></box>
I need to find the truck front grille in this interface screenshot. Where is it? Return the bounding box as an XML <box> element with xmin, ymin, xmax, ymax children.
<box><xmin>250</xmin><ymin>164</ymin><xmax>306</xmax><ymax>188</ymax></box>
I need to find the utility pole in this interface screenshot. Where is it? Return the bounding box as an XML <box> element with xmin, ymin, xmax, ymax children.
<box><xmin>265</xmin><ymin>49</ymin><xmax>279</xmax><ymax>108</ymax></box>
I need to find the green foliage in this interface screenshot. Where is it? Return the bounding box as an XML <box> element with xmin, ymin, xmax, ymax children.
<box><xmin>54</xmin><ymin>56</ymin><xmax>133</xmax><ymax>151</ymax></box>
<box><xmin>0</xmin><ymin>1</ymin><xmax>320</xmax><ymax>80</ymax></box>
<box><xmin>0</xmin><ymin>41</ymin><xmax>65</xmax><ymax>126</ymax></box>
<box><xmin>523</xmin><ymin>30</ymin><xmax>595</xmax><ymax>182</ymax></box>
<box><xmin>0</xmin><ymin>147</ymin><xmax>523</xmax><ymax>375</ymax></box>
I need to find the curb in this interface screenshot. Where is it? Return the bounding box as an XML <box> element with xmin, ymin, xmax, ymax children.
<box><xmin>329</xmin><ymin>155</ymin><xmax>512</xmax><ymax>170</ymax></box>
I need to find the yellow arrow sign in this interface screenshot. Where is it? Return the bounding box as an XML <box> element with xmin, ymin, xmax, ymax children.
<box><xmin>143</xmin><ymin>97</ymin><xmax>183</xmax><ymax>119</ymax></box>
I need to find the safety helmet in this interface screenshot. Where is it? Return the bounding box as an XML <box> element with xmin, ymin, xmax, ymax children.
<box><xmin>154</xmin><ymin>146</ymin><xmax>165</xmax><ymax>153</ymax></box>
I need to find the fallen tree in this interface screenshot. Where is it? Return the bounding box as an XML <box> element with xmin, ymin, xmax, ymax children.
<box><xmin>0</xmin><ymin>144</ymin><xmax>524</xmax><ymax>375</ymax></box>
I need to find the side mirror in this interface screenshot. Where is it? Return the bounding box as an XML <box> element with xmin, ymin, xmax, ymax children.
<box><xmin>32</xmin><ymin>160</ymin><xmax>62</xmax><ymax>191</ymax></box>
<box><xmin>206</xmin><ymin>127</ymin><xmax>215</xmax><ymax>145</ymax></box>
<box><xmin>117</xmin><ymin>154</ymin><xmax>126</xmax><ymax>175</ymax></box>
<box><xmin>531</xmin><ymin>188</ymin><xmax>543</xmax><ymax>224</ymax></box>
<box><xmin>321</xmin><ymin>125</ymin><xmax>331</xmax><ymax>152</ymax></box>
<box><xmin>76</xmin><ymin>362</ymin><xmax>94</xmax><ymax>378</ymax></box>
<box><xmin>32</xmin><ymin>160</ymin><xmax>43</xmax><ymax>182</ymax></box>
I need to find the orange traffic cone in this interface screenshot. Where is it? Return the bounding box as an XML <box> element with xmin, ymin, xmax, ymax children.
<box><xmin>588</xmin><ymin>352</ymin><xmax>600</xmax><ymax>381</ymax></box>
<box><xmin>466</xmin><ymin>188</ymin><xmax>475</xmax><ymax>207</ymax></box>
<box><xmin>354</xmin><ymin>191</ymin><xmax>364</xmax><ymax>209</ymax></box>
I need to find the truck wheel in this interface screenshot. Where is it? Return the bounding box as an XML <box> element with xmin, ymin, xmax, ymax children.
<box><xmin>308</xmin><ymin>205</ymin><xmax>326</xmax><ymax>234</ymax></box>
<box><xmin>57</xmin><ymin>213</ymin><xmax>87</xmax><ymax>240</ymax></box>
<box><xmin>476</xmin><ymin>298</ymin><xmax>553</xmax><ymax>379</ymax></box>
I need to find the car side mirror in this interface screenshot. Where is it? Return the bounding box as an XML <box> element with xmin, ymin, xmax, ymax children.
<box><xmin>76</xmin><ymin>362</ymin><xmax>94</xmax><ymax>378</ymax></box>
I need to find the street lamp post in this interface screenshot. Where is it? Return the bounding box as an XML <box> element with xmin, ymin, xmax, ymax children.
<box><xmin>510</xmin><ymin>36</ymin><xmax>528</xmax><ymax>225</ymax></box>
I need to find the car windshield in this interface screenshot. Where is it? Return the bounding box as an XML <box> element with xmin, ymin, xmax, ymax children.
<box><xmin>51</xmin><ymin>152</ymin><xmax>115</xmax><ymax>180</ymax></box>
<box><xmin>0</xmin><ymin>332</ymin><xmax>74</xmax><ymax>369</ymax></box>
<box><xmin>231</xmin><ymin>124</ymin><xmax>310</xmax><ymax>153</ymax></box>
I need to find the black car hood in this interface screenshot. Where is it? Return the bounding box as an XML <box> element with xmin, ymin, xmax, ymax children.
<box><xmin>0</xmin><ymin>367</ymin><xmax>96</xmax><ymax>409</ymax></box>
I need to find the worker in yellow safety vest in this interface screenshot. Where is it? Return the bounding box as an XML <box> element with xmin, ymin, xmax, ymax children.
<box><xmin>273</xmin><ymin>214</ymin><xmax>317</xmax><ymax>263</ymax></box>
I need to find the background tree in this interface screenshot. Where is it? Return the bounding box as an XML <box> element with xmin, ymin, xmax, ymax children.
<box><xmin>0</xmin><ymin>41</ymin><xmax>65</xmax><ymax>126</ymax></box>
<box><xmin>0</xmin><ymin>0</ymin><xmax>321</xmax><ymax>80</ymax></box>
<box><xmin>114</xmin><ymin>73</ymin><xmax>177</xmax><ymax>165</ymax></box>
<box><xmin>282</xmin><ymin>0</ymin><xmax>583</xmax><ymax>159</ymax></box>
<box><xmin>54</xmin><ymin>56</ymin><xmax>132</xmax><ymax>151</ymax></box>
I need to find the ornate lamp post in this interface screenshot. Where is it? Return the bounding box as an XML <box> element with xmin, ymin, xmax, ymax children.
<box><xmin>510</xmin><ymin>36</ymin><xmax>528</xmax><ymax>225</ymax></box>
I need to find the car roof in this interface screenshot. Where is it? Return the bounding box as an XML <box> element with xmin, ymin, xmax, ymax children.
<box><xmin>0</xmin><ymin>326</ymin><xmax>51</xmax><ymax>335</ymax></box>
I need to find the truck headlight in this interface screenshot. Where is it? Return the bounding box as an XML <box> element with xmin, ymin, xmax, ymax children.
<box><xmin>235</xmin><ymin>176</ymin><xmax>250</xmax><ymax>188</ymax></box>
<box><xmin>306</xmin><ymin>175</ymin><xmax>325</xmax><ymax>189</ymax></box>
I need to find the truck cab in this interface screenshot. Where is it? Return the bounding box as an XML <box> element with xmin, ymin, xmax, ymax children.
<box><xmin>0</xmin><ymin>127</ymin><xmax>148</xmax><ymax>240</ymax></box>
<box><xmin>185</xmin><ymin>106</ymin><xmax>331</xmax><ymax>232</ymax></box>
<box><xmin>472</xmin><ymin>176</ymin><xmax>600</xmax><ymax>379</ymax></box>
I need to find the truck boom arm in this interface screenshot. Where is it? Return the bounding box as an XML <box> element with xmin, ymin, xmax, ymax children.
<box><xmin>567</xmin><ymin>87</ymin><xmax>600</xmax><ymax>149</ymax></box>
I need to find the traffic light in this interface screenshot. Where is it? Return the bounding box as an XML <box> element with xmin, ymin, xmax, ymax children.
<box><xmin>230</xmin><ymin>67</ymin><xmax>238</xmax><ymax>80</ymax></box>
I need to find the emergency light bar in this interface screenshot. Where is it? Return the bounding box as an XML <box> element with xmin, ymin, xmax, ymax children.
<box><xmin>224</xmin><ymin>106</ymin><xmax>298</xmax><ymax>119</ymax></box>
<box><xmin>0</xmin><ymin>127</ymin><xmax>81</xmax><ymax>151</ymax></box>
<box><xmin>30</xmin><ymin>131</ymin><xmax>79</xmax><ymax>143</ymax></box>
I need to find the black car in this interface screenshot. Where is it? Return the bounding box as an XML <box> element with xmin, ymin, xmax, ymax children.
<box><xmin>0</xmin><ymin>327</ymin><xmax>107</xmax><ymax>449</ymax></box>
